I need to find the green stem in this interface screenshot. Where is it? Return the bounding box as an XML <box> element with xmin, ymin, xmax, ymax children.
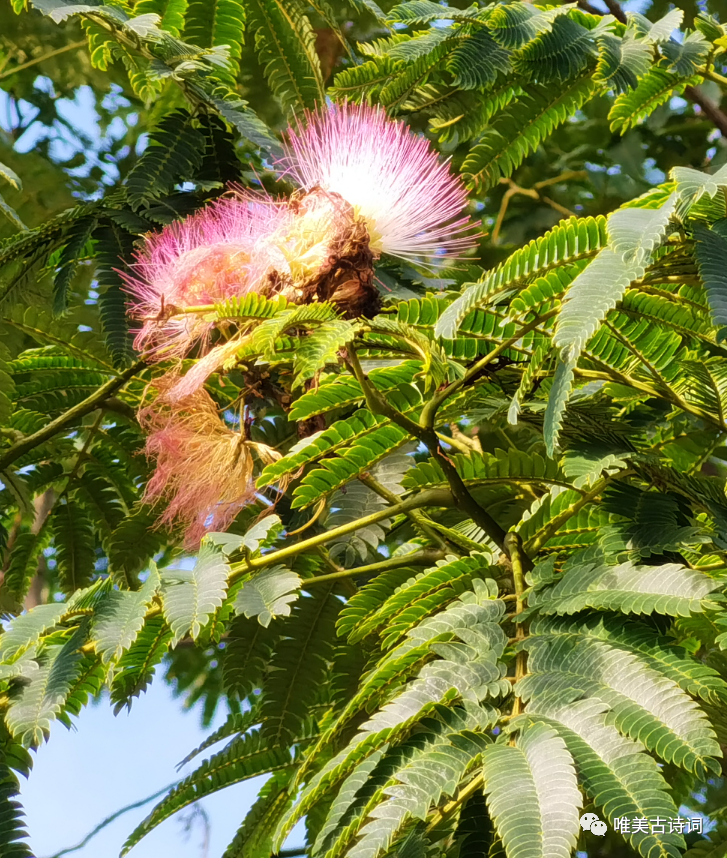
<box><xmin>419</xmin><ymin>308</ymin><xmax>559</xmax><ymax>429</ymax></box>
<box><xmin>699</xmin><ymin>67</ymin><xmax>727</xmax><ymax>89</ymax></box>
<box><xmin>0</xmin><ymin>40</ymin><xmax>87</xmax><ymax>82</ymax></box>
<box><xmin>524</xmin><ymin>472</ymin><xmax>622</xmax><ymax>556</ymax></box>
<box><xmin>229</xmin><ymin>489</ymin><xmax>454</xmax><ymax>581</ymax></box>
<box><xmin>0</xmin><ymin>360</ymin><xmax>146</xmax><ymax>473</ymax></box>
<box><xmin>347</xmin><ymin>349</ymin><xmax>508</xmax><ymax>551</ymax></box>
<box><xmin>504</xmin><ymin>532</ymin><xmax>528</xmax><ymax>717</ymax></box>
<box><xmin>359</xmin><ymin>473</ymin><xmax>452</xmax><ymax>552</ymax></box>
<box><xmin>302</xmin><ymin>548</ymin><xmax>446</xmax><ymax>586</ymax></box>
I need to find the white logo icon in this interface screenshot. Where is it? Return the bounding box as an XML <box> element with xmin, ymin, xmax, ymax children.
<box><xmin>580</xmin><ymin>813</ymin><xmax>600</xmax><ymax>831</ymax></box>
<box><xmin>580</xmin><ymin>813</ymin><xmax>607</xmax><ymax>835</ymax></box>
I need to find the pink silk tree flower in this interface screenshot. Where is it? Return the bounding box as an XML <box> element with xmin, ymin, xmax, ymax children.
<box><xmin>139</xmin><ymin>382</ymin><xmax>259</xmax><ymax>548</ymax></box>
<box><xmin>124</xmin><ymin>191</ymin><xmax>288</xmax><ymax>359</ymax></box>
<box><xmin>164</xmin><ymin>336</ymin><xmax>245</xmax><ymax>403</ymax></box>
<box><xmin>277</xmin><ymin>102</ymin><xmax>476</xmax><ymax>267</ymax></box>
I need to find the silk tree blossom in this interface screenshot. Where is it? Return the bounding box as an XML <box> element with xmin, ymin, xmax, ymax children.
<box><xmin>140</xmin><ymin>381</ymin><xmax>261</xmax><ymax>548</ymax></box>
<box><xmin>165</xmin><ymin>336</ymin><xmax>245</xmax><ymax>403</ymax></box>
<box><xmin>124</xmin><ymin>191</ymin><xmax>289</xmax><ymax>359</ymax></box>
<box><xmin>127</xmin><ymin>102</ymin><xmax>477</xmax><ymax>542</ymax></box>
<box><xmin>277</xmin><ymin>102</ymin><xmax>475</xmax><ymax>266</ymax></box>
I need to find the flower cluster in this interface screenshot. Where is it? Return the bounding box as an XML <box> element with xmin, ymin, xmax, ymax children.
<box><xmin>126</xmin><ymin>103</ymin><xmax>474</xmax><ymax>545</ymax></box>
<box><xmin>138</xmin><ymin>380</ymin><xmax>258</xmax><ymax>549</ymax></box>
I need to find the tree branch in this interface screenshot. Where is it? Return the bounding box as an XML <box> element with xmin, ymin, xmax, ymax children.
<box><xmin>358</xmin><ymin>473</ymin><xmax>453</xmax><ymax>552</ymax></box>
<box><xmin>0</xmin><ymin>40</ymin><xmax>87</xmax><ymax>82</ymax></box>
<box><xmin>229</xmin><ymin>488</ymin><xmax>455</xmax><ymax>581</ymax></box>
<box><xmin>347</xmin><ymin>349</ymin><xmax>508</xmax><ymax>551</ymax></box>
<box><xmin>302</xmin><ymin>548</ymin><xmax>446</xmax><ymax>586</ymax></box>
<box><xmin>684</xmin><ymin>85</ymin><xmax>727</xmax><ymax>137</ymax></box>
<box><xmin>0</xmin><ymin>359</ymin><xmax>146</xmax><ymax>472</ymax></box>
<box><xmin>505</xmin><ymin>532</ymin><xmax>528</xmax><ymax>717</ymax></box>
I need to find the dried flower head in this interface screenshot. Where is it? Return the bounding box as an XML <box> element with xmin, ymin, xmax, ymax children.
<box><xmin>278</xmin><ymin>102</ymin><xmax>475</xmax><ymax>266</ymax></box>
<box><xmin>271</xmin><ymin>187</ymin><xmax>379</xmax><ymax>316</ymax></box>
<box><xmin>124</xmin><ymin>192</ymin><xmax>288</xmax><ymax>359</ymax></box>
<box><xmin>139</xmin><ymin>381</ymin><xmax>258</xmax><ymax>548</ymax></box>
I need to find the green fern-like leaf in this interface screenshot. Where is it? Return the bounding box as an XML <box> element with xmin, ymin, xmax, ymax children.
<box><xmin>401</xmin><ymin>449</ymin><xmax>565</xmax><ymax>493</ymax></box>
<box><xmin>94</xmin><ymin>222</ymin><xmax>136</xmax><ymax>367</ymax></box>
<box><xmin>161</xmin><ymin>545</ymin><xmax>231</xmax><ymax>645</ymax></box>
<box><xmin>486</xmin><ymin>3</ymin><xmax>569</xmax><ymax>51</ymax></box>
<box><xmin>135</xmin><ymin>0</ymin><xmax>187</xmax><ymax>36</ymax></box>
<box><xmin>0</xmin><ymin>744</ymin><xmax>33</xmax><ymax>858</ymax></box>
<box><xmin>183</xmin><ymin>0</ymin><xmax>244</xmax><ymax>84</ymax></box>
<box><xmin>51</xmin><ymin>498</ymin><xmax>96</xmax><ymax>595</ymax></box>
<box><xmin>524</xmin><ymin>698</ymin><xmax>685</xmax><ymax>858</ymax></box>
<box><xmin>277</xmin><ymin>586</ymin><xmax>505</xmax><ymax>846</ymax></box>
<box><xmin>109</xmin><ymin>615</ymin><xmax>173</xmax><ymax>713</ymax></box>
<box><xmin>122</xmin><ymin>728</ymin><xmax>294</xmax><ymax>854</ymax></box>
<box><xmin>222</xmin><ymin>614</ymin><xmax>277</xmax><ymax>700</ymax></box>
<box><xmin>288</xmin><ymin>360</ymin><xmax>421</xmax><ymax>420</ymax></box>
<box><xmin>92</xmin><ymin>566</ymin><xmax>160</xmax><ymax>663</ymax></box>
<box><xmin>483</xmin><ymin>721</ymin><xmax>581</xmax><ymax>858</ymax></box>
<box><xmin>0</xmin><ymin>603</ymin><xmax>66</xmax><ymax>665</ymax></box>
<box><xmin>347</xmin><ymin>552</ymin><xmax>497</xmax><ymax>645</ymax></box>
<box><xmin>594</xmin><ymin>32</ymin><xmax>652</xmax><ymax>94</ymax></box>
<box><xmin>108</xmin><ymin>504</ymin><xmax>166</xmax><ymax>589</ymax></box>
<box><xmin>234</xmin><ymin>566</ymin><xmax>302</xmax><ymax>627</ymax></box>
<box><xmin>661</xmin><ymin>31</ymin><xmax>709</xmax><ymax>78</ymax></box>
<box><xmin>258</xmin><ymin>410</ymin><xmax>384</xmax><ymax>488</ymax></box>
<box><xmin>435</xmin><ymin>215</ymin><xmax>607</xmax><ymax>338</ymax></box>
<box><xmin>51</xmin><ymin>215</ymin><xmax>97</xmax><ymax>314</ymax></box>
<box><xmin>609</xmin><ymin>67</ymin><xmax>702</xmax><ymax>134</ymax></box>
<box><xmin>527</xmin><ymin>556</ymin><xmax>720</xmax><ymax>618</ymax></box>
<box><xmin>347</xmin><ymin>726</ymin><xmax>490</xmax><ymax>858</ymax></box>
<box><xmin>1</xmin><ymin>529</ymin><xmax>50</xmax><ymax>606</ymax></box>
<box><xmin>222</xmin><ymin>769</ymin><xmax>294</xmax><ymax>858</ymax></box>
<box><xmin>5</xmin><ymin>627</ymin><xmax>85</xmax><ymax>748</ymax></box>
<box><xmin>554</xmin><ymin>193</ymin><xmax>677</xmax><ymax>360</ymax></box>
<box><xmin>512</xmin><ymin>14</ymin><xmax>596</xmax><ymax>83</ymax></box>
<box><xmin>447</xmin><ymin>27</ymin><xmax>511</xmax><ymax>89</ymax></box>
<box><xmin>293</xmin><ymin>319</ymin><xmax>357</xmax><ymax>389</ymax></box>
<box><xmin>543</xmin><ymin>356</ymin><xmax>576</xmax><ymax>457</ymax></box>
<box><xmin>693</xmin><ymin>221</ymin><xmax>727</xmax><ymax>338</ymax></box>
<box><xmin>387</xmin><ymin>1</ymin><xmax>482</xmax><ymax>25</ymax></box>
<box><xmin>291</xmin><ymin>423</ymin><xmax>410</xmax><ymax>509</ymax></box>
<box><xmin>246</xmin><ymin>0</ymin><xmax>325</xmax><ymax>114</ymax></box>
<box><xmin>329</xmin><ymin>54</ymin><xmax>401</xmax><ymax>104</ymax></box>
<box><xmin>126</xmin><ymin>110</ymin><xmax>205</xmax><ymax>208</ymax></box>
<box><xmin>518</xmin><ymin>619</ymin><xmax>723</xmax><ymax>778</ymax></box>
<box><xmin>177</xmin><ymin>709</ymin><xmax>261</xmax><ymax>769</ymax></box>
<box><xmin>261</xmin><ymin>586</ymin><xmax>341</xmax><ymax>743</ymax></box>
<box><xmin>462</xmin><ymin>78</ymin><xmax>597</xmax><ymax>192</ymax></box>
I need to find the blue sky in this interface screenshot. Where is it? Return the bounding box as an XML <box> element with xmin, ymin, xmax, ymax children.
<box><xmin>22</xmin><ymin>680</ymin><xmax>305</xmax><ymax>858</ymax></box>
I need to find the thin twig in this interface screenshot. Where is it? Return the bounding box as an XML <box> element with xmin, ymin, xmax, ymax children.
<box><xmin>302</xmin><ymin>548</ymin><xmax>447</xmax><ymax>586</ymax></box>
<box><xmin>359</xmin><ymin>472</ymin><xmax>452</xmax><ymax>551</ymax></box>
<box><xmin>0</xmin><ymin>41</ymin><xmax>87</xmax><ymax>82</ymax></box>
<box><xmin>43</xmin><ymin>781</ymin><xmax>178</xmax><ymax>858</ymax></box>
<box><xmin>347</xmin><ymin>349</ymin><xmax>508</xmax><ymax>551</ymax></box>
<box><xmin>0</xmin><ymin>360</ymin><xmax>145</xmax><ymax>472</ymax></box>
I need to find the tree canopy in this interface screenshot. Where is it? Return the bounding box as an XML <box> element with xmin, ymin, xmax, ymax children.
<box><xmin>2</xmin><ymin>1</ymin><xmax>727</xmax><ymax>857</ymax></box>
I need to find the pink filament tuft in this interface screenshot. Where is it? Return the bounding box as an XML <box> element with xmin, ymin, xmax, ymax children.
<box><xmin>277</xmin><ymin>101</ymin><xmax>476</xmax><ymax>266</ymax></box>
<box><xmin>123</xmin><ymin>191</ymin><xmax>288</xmax><ymax>359</ymax></box>
<box><xmin>140</xmin><ymin>386</ymin><xmax>257</xmax><ymax>548</ymax></box>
